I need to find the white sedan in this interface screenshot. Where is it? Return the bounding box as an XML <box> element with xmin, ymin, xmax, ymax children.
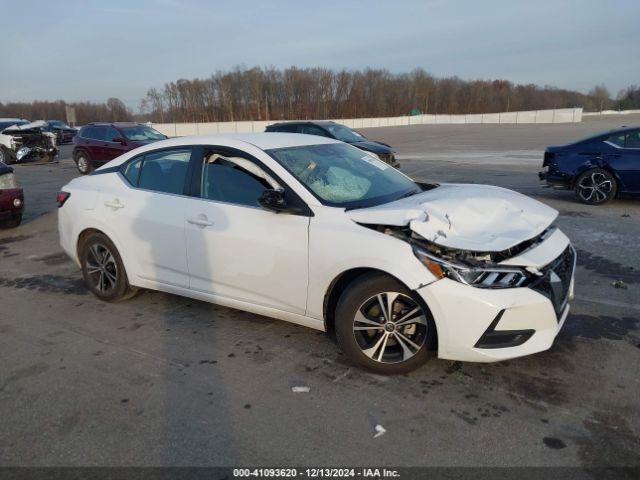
<box><xmin>58</xmin><ymin>133</ymin><xmax>575</xmax><ymax>373</ymax></box>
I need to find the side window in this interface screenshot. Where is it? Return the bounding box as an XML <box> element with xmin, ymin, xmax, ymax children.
<box><xmin>81</xmin><ymin>126</ymin><xmax>97</xmax><ymax>139</ymax></box>
<box><xmin>201</xmin><ymin>152</ymin><xmax>279</xmax><ymax>207</ymax></box>
<box><xmin>105</xmin><ymin>127</ymin><xmax>121</xmax><ymax>142</ymax></box>
<box><xmin>625</xmin><ymin>131</ymin><xmax>640</xmax><ymax>148</ymax></box>
<box><xmin>299</xmin><ymin>125</ymin><xmax>329</xmax><ymax>137</ymax></box>
<box><xmin>607</xmin><ymin>133</ymin><xmax>625</xmax><ymax>148</ymax></box>
<box><xmin>122</xmin><ymin>157</ymin><xmax>143</xmax><ymax>186</ymax></box>
<box><xmin>137</xmin><ymin>149</ymin><xmax>192</xmax><ymax>194</ymax></box>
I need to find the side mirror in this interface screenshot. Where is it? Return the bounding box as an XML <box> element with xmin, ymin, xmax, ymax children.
<box><xmin>258</xmin><ymin>188</ymin><xmax>299</xmax><ymax>214</ymax></box>
<box><xmin>112</xmin><ymin>136</ymin><xmax>126</xmax><ymax>145</ymax></box>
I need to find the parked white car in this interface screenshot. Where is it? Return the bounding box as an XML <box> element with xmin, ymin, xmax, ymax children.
<box><xmin>58</xmin><ymin>133</ymin><xmax>575</xmax><ymax>373</ymax></box>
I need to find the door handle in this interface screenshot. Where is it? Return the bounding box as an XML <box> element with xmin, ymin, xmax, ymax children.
<box><xmin>187</xmin><ymin>215</ymin><xmax>213</xmax><ymax>227</ymax></box>
<box><xmin>104</xmin><ymin>199</ymin><xmax>124</xmax><ymax>209</ymax></box>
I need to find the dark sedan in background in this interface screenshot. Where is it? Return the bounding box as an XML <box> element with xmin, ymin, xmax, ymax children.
<box><xmin>266</xmin><ymin>120</ymin><xmax>399</xmax><ymax>168</ymax></box>
<box><xmin>72</xmin><ymin>122</ymin><xmax>167</xmax><ymax>174</ymax></box>
<box><xmin>539</xmin><ymin>126</ymin><xmax>640</xmax><ymax>204</ymax></box>
<box><xmin>44</xmin><ymin>120</ymin><xmax>78</xmax><ymax>144</ymax></box>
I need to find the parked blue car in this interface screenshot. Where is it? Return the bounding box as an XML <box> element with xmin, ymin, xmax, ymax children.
<box><xmin>539</xmin><ymin>126</ymin><xmax>640</xmax><ymax>204</ymax></box>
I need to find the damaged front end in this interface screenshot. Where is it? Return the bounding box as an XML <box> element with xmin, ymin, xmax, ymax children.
<box><xmin>2</xmin><ymin>121</ymin><xmax>58</xmax><ymax>163</ymax></box>
<box><xmin>349</xmin><ymin>183</ymin><xmax>573</xmax><ymax>294</ymax></box>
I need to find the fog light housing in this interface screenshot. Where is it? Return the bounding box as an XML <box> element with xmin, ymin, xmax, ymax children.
<box><xmin>13</xmin><ymin>198</ymin><xmax>22</xmax><ymax>208</ymax></box>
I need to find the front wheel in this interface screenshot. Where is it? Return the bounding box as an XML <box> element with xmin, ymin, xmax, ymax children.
<box><xmin>79</xmin><ymin>232</ymin><xmax>138</xmax><ymax>302</ymax></box>
<box><xmin>75</xmin><ymin>152</ymin><xmax>93</xmax><ymax>175</ymax></box>
<box><xmin>574</xmin><ymin>168</ymin><xmax>617</xmax><ymax>205</ymax></box>
<box><xmin>0</xmin><ymin>213</ymin><xmax>22</xmax><ymax>229</ymax></box>
<box><xmin>335</xmin><ymin>273</ymin><xmax>435</xmax><ymax>374</ymax></box>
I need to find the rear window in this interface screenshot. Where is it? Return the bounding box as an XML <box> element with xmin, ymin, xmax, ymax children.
<box><xmin>81</xmin><ymin>126</ymin><xmax>104</xmax><ymax>140</ymax></box>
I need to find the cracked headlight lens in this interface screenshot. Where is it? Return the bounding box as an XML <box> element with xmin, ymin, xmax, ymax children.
<box><xmin>413</xmin><ymin>246</ymin><xmax>529</xmax><ymax>289</ymax></box>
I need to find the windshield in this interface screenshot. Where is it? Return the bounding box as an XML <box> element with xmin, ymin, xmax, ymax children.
<box><xmin>0</xmin><ymin>120</ymin><xmax>28</xmax><ymax>131</ymax></box>
<box><xmin>267</xmin><ymin>143</ymin><xmax>420</xmax><ymax>208</ymax></box>
<box><xmin>120</xmin><ymin>125</ymin><xmax>166</xmax><ymax>141</ymax></box>
<box><xmin>324</xmin><ymin>123</ymin><xmax>367</xmax><ymax>143</ymax></box>
<box><xmin>49</xmin><ymin>120</ymin><xmax>69</xmax><ymax>128</ymax></box>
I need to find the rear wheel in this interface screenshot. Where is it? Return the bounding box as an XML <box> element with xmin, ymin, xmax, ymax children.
<box><xmin>335</xmin><ymin>273</ymin><xmax>435</xmax><ymax>374</ymax></box>
<box><xmin>575</xmin><ymin>168</ymin><xmax>617</xmax><ymax>205</ymax></box>
<box><xmin>75</xmin><ymin>152</ymin><xmax>93</xmax><ymax>175</ymax></box>
<box><xmin>79</xmin><ymin>232</ymin><xmax>138</xmax><ymax>302</ymax></box>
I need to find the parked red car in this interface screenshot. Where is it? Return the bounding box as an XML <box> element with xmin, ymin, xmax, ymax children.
<box><xmin>0</xmin><ymin>162</ymin><xmax>24</xmax><ymax>228</ymax></box>
<box><xmin>72</xmin><ymin>122</ymin><xmax>167</xmax><ymax>174</ymax></box>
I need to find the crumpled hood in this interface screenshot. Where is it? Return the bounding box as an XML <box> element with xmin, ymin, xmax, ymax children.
<box><xmin>4</xmin><ymin>120</ymin><xmax>47</xmax><ymax>131</ymax></box>
<box><xmin>348</xmin><ymin>183</ymin><xmax>558</xmax><ymax>251</ymax></box>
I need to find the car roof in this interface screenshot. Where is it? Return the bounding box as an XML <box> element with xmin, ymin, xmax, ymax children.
<box><xmin>162</xmin><ymin>132</ymin><xmax>340</xmax><ymax>150</ymax></box>
<box><xmin>269</xmin><ymin>120</ymin><xmax>337</xmax><ymax>127</ymax></box>
<box><xmin>84</xmin><ymin>122</ymin><xmax>142</xmax><ymax>127</ymax></box>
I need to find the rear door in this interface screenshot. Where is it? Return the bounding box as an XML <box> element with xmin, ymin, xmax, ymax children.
<box><xmin>99</xmin><ymin>147</ymin><xmax>194</xmax><ymax>287</ymax></box>
<box><xmin>78</xmin><ymin>126</ymin><xmax>104</xmax><ymax>161</ymax></box>
<box><xmin>606</xmin><ymin>130</ymin><xmax>640</xmax><ymax>192</ymax></box>
<box><xmin>183</xmin><ymin>147</ymin><xmax>310</xmax><ymax>314</ymax></box>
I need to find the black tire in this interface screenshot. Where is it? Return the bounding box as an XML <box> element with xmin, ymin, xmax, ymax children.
<box><xmin>0</xmin><ymin>213</ymin><xmax>22</xmax><ymax>229</ymax></box>
<box><xmin>574</xmin><ymin>168</ymin><xmax>617</xmax><ymax>205</ymax></box>
<box><xmin>75</xmin><ymin>151</ymin><xmax>93</xmax><ymax>175</ymax></box>
<box><xmin>334</xmin><ymin>273</ymin><xmax>436</xmax><ymax>374</ymax></box>
<box><xmin>79</xmin><ymin>232</ymin><xmax>138</xmax><ymax>302</ymax></box>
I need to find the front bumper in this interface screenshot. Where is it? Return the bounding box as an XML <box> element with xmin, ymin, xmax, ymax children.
<box><xmin>416</xmin><ymin>252</ymin><xmax>575</xmax><ymax>363</ymax></box>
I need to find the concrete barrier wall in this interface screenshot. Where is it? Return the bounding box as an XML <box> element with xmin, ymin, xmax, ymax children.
<box><xmin>151</xmin><ymin>107</ymin><xmax>583</xmax><ymax>137</ymax></box>
<box><xmin>583</xmin><ymin>109</ymin><xmax>640</xmax><ymax>116</ymax></box>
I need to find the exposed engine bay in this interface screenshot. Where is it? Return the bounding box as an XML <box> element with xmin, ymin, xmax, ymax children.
<box><xmin>366</xmin><ymin>222</ymin><xmax>551</xmax><ymax>267</ymax></box>
<box><xmin>0</xmin><ymin>120</ymin><xmax>58</xmax><ymax>163</ymax></box>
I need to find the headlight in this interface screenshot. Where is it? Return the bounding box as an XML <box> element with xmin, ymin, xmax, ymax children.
<box><xmin>413</xmin><ymin>246</ymin><xmax>529</xmax><ymax>289</ymax></box>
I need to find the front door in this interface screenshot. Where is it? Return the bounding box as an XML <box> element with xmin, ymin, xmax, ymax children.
<box><xmin>184</xmin><ymin>149</ymin><xmax>310</xmax><ymax>314</ymax></box>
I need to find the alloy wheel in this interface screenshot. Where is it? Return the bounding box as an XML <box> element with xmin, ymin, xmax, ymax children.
<box><xmin>85</xmin><ymin>243</ymin><xmax>118</xmax><ymax>293</ymax></box>
<box><xmin>77</xmin><ymin>156</ymin><xmax>89</xmax><ymax>173</ymax></box>
<box><xmin>577</xmin><ymin>172</ymin><xmax>613</xmax><ymax>203</ymax></box>
<box><xmin>353</xmin><ymin>292</ymin><xmax>428</xmax><ymax>364</ymax></box>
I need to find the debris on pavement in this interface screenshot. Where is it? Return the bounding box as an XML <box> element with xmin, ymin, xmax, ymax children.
<box><xmin>373</xmin><ymin>424</ymin><xmax>386</xmax><ymax>438</ymax></box>
<box><xmin>611</xmin><ymin>280</ymin><xmax>628</xmax><ymax>289</ymax></box>
<box><xmin>291</xmin><ymin>386</ymin><xmax>310</xmax><ymax>393</ymax></box>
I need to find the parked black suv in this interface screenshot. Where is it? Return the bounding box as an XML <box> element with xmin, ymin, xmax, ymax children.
<box><xmin>265</xmin><ymin>121</ymin><xmax>399</xmax><ymax>168</ymax></box>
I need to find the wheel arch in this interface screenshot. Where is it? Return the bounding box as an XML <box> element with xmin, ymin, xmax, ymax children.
<box><xmin>571</xmin><ymin>165</ymin><xmax>620</xmax><ymax>197</ymax></box>
<box><xmin>322</xmin><ymin>267</ymin><xmax>437</xmax><ymax>347</ymax></box>
<box><xmin>73</xmin><ymin>147</ymin><xmax>91</xmax><ymax>160</ymax></box>
<box><xmin>76</xmin><ymin>226</ymin><xmax>135</xmax><ymax>285</ymax></box>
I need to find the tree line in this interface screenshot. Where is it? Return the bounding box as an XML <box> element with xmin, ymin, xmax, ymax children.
<box><xmin>0</xmin><ymin>98</ymin><xmax>132</xmax><ymax>125</ymax></box>
<box><xmin>2</xmin><ymin>67</ymin><xmax>639</xmax><ymax>124</ymax></box>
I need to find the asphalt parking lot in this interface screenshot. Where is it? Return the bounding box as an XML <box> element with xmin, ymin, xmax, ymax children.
<box><xmin>1</xmin><ymin>115</ymin><xmax>639</xmax><ymax>468</ymax></box>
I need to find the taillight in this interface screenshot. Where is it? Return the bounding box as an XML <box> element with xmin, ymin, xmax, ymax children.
<box><xmin>57</xmin><ymin>191</ymin><xmax>71</xmax><ymax>208</ymax></box>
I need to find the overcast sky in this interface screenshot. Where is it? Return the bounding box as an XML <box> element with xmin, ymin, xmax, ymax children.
<box><xmin>3</xmin><ymin>0</ymin><xmax>638</xmax><ymax>108</ymax></box>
